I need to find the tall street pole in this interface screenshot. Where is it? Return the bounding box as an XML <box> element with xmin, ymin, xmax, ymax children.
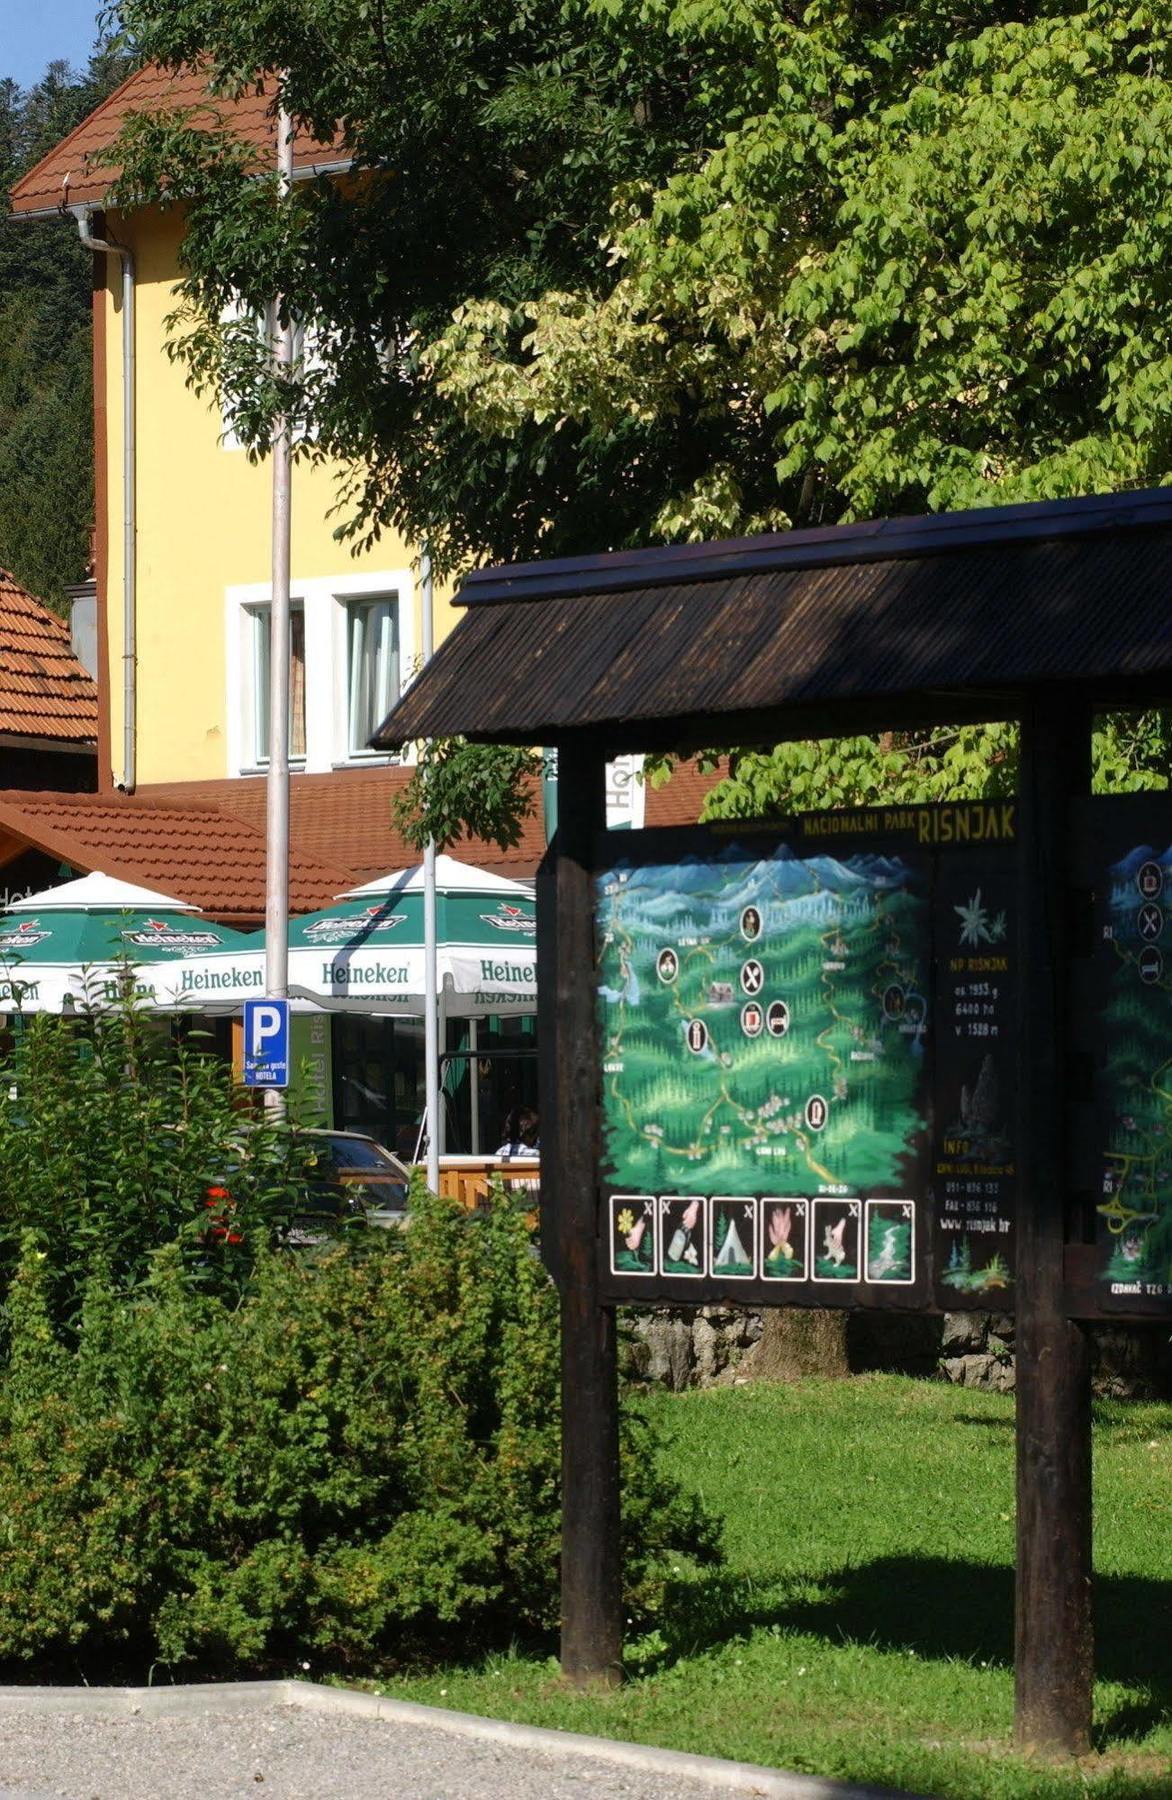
<box><xmin>264</xmin><ymin>96</ymin><xmax>295</xmax><ymax>1110</ymax></box>
<box><xmin>421</xmin><ymin>545</ymin><xmax>441</xmax><ymax>1192</ymax></box>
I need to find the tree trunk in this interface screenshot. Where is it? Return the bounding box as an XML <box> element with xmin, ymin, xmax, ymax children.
<box><xmin>739</xmin><ymin>1307</ymin><xmax>850</xmax><ymax>1381</ymax></box>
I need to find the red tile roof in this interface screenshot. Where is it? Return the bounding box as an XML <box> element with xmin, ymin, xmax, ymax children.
<box><xmin>9</xmin><ymin>63</ymin><xmax>345</xmax><ymax>217</ymax></box>
<box><xmin>140</xmin><ymin>767</ymin><xmax>550</xmax><ymax>882</ymax></box>
<box><xmin>0</xmin><ymin>572</ymin><xmax>97</xmax><ymax>745</ymax></box>
<box><xmin>643</xmin><ymin>757</ymin><xmax>729</xmax><ymax>826</ymax></box>
<box><xmin>0</xmin><ymin>755</ymin><xmax>727</xmax><ymax>928</ymax></box>
<box><xmin>0</xmin><ymin>791</ymin><xmax>348</xmax><ymax>925</ymax></box>
<box><xmin>140</xmin><ymin>758</ymin><xmax>725</xmax><ymax>897</ymax></box>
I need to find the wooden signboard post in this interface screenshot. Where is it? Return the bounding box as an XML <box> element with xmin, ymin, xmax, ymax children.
<box><xmin>538</xmin><ymin>735</ymin><xmax>622</xmax><ymax>1685</ymax></box>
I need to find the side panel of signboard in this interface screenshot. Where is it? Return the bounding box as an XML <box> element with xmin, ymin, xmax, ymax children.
<box><xmin>931</xmin><ymin>851</ymin><xmax>1018</xmax><ymax>1310</ymax></box>
<box><xmin>1073</xmin><ymin>797</ymin><xmax>1172</xmax><ymax>1316</ymax></box>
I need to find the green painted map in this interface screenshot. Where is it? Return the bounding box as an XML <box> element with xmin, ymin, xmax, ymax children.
<box><xmin>596</xmin><ymin>842</ymin><xmax>930</xmax><ymax>1196</ymax></box>
<box><xmin>1097</xmin><ymin>841</ymin><xmax>1172</xmax><ymax>1299</ymax></box>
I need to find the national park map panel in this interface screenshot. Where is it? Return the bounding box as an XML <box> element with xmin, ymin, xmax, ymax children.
<box><xmin>594</xmin><ymin>807</ymin><xmax>1018</xmax><ymax>1309</ymax></box>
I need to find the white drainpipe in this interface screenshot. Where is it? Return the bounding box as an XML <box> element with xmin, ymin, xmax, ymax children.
<box><xmin>71</xmin><ymin>206</ymin><xmax>136</xmax><ymax>792</ymax></box>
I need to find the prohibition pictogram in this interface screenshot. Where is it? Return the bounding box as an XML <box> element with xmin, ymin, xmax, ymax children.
<box><xmin>1138</xmin><ymin>903</ymin><xmax>1164</xmax><ymax>942</ymax></box>
<box><xmin>740</xmin><ymin>958</ymin><xmax>764</xmax><ymax>996</ymax></box>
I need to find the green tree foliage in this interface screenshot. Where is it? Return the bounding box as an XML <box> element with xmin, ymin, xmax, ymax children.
<box><xmin>109</xmin><ymin>0</ymin><xmax>705</xmax><ymax>576</ymax></box>
<box><xmin>0</xmin><ymin>47</ymin><xmax>131</xmax><ymax>608</ymax></box>
<box><xmin>0</xmin><ymin>1001</ymin><xmax>316</xmax><ymax>1326</ymax></box>
<box><xmin>0</xmin><ymin>1187</ymin><xmax>718</xmax><ymax>1678</ymax></box>
<box><xmin>109</xmin><ymin>1</ymin><xmax>1172</xmax><ymax>566</ymax></box>
<box><xmin>429</xmin><ymin>0</ymin><xmax>1172</xmax><ymax>536</ymax></box>
<box><xmin>391</xmin><ymin>739</ymin><xmax>543</xmax><ymax>854</ymax></box>
<box><xmin>669</xmin><ymin>726</ymin><xmax>1018</xmax><ymax>821</ymax></box>
<box><xmin>108</xmin><ymin>2</ymin><xmax>1172</xmax><ymax>824</ymax></box>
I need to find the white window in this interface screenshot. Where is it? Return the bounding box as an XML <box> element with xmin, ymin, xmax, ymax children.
<box><xmin>346</xmin><ymin>595</ymin><xmax>400</xmax><ymax>756</ymax></box>
<box><xmin>219</xmin><ymin>301</ymin><xmax>325</xmax><ymax>451</ymax></box>
<box><xmin>226</xmin><ymin>569</ymin><xmax>414</xmax><ymax>777</ymax></box>
<box><xmin>248</xmin><ymin>601</ymin><xmax>306</xmax><ymax>764</ymax></box>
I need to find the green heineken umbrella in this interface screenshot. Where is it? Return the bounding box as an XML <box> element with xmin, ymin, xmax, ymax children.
<box><xmin>283</xmin><ymin>853</ymin><xmax>537</xmax><ymax>1015</ymax></box>
<box><xmin>0</xmin><ymin>872</ymin><xmax>259</xmax><ymax>1013</ymax></box>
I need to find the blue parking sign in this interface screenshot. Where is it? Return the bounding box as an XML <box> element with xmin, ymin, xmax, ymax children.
<box><xmin>243</xmin><ymin>997</ymin><xmax>290</xmax><ymax>1088</ymax></box>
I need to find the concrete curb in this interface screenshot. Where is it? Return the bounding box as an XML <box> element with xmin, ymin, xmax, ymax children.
<box><xmin>0</xmin><ymin>1681</ymin><xmax>286</xmax><ymax>1719</ymax></box>
<box><xmin>0</xmin><ymin>1679</ymin><xmax>921</xmax><ymax>1800</ymax></box>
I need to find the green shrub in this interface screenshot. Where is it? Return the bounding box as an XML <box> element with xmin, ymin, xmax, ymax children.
<box><xmin>0</xmin><ymin>1182</ymin><xmax>720</xmax><ymax>1679</ymax></box>
<box><xmin>0</xmin><ymin>1004</ymin><xmax>316</xmax><ymax>1326</ymax></box>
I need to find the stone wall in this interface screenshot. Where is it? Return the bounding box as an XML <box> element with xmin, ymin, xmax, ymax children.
<box><xmin>624</xmin><ymin>1303</ymin><xmax>1172</xmax><ymax>1397</ymax></box>
<box><xmin>623</xmin><ymin>1305</ymin><xmax>939</xmax><ymax>1390</ymax></box>
<box><xmin>939</xmin><ymin>1311</ymin><xmax>1015</xmax><ymax>1393</ymax></box>
<box><xmin>623</xmin><ymin>1305</ymin><xmax>763</xmax><ymax>1389</ymax></box>
<box><xmin>938</xmin><ymin>1311</ymin><xmax>1172</xmax><ymax>1397</ymax></box>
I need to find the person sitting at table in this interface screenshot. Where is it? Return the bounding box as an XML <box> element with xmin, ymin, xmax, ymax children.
<box><xmin>496</xmin><ymin>1106</ymin><xmax>539</xmax><ymax>1158</ymax></box>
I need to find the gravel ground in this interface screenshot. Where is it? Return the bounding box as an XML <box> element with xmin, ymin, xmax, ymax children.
<box><xmin>0</xmin><ymin>1706</ymin><xmax>767</xmax><ymax>1800</ymax></box>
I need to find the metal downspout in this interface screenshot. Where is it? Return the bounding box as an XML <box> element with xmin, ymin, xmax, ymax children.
<box><xmin>72</xmin><ymin>206</ymin><xmax>135</xmax><ymax>792</ymax></box>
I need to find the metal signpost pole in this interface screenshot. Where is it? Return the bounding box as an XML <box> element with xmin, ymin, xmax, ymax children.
<box><xmin>421</xmin><ymin>546</ymin><xmax>441</xmax><ymax>1193</ymax></box>
<box><xmin>263</xmin><ymin>98</ymin><xmax>295</xmax><ymax>1111</ymax></box>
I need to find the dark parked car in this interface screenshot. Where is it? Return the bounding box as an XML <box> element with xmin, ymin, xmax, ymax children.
<box><xmin>203</xmin><ymin>1129</ymin><xmax>411</xmax><ymax>1245</ymax></box>
<box><xmin>299</xmin><ymin>1129</ymin><xmax>411</xmax><ymax>1225</ymax></box>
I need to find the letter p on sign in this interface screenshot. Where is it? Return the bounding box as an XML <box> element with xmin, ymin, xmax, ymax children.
<box><xmin>243</xmin><ymin>997</ymin><xmax>290</xmax><ymax>1088</ymax></box>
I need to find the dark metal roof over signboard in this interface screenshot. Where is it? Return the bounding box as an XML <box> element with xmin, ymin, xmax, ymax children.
<box><xmin>374</xmin><ymin>487</ymin><xmax>1172</xmax><ymax>752</ymax></box>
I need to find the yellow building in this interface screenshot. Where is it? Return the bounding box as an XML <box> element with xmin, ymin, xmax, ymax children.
<box><xmin>10</xmin><ymin>64</ymin><xmax>461</xmax><ymax>795</ymax></box>
<box><xmin>7</xmin><ymin>67</ymin><xmax>672</xmax><ymax>1148</ymax></box>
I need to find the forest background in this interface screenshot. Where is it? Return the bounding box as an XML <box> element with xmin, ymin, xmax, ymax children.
<box><xmin>0</xmin><ymin>46</ymin><xmax>129</xmax><ymax>610</ymax></box>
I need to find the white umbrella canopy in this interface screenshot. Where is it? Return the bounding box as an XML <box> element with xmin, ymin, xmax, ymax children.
<box><xmin>342</xmin><ymin>854</ymin><xmax>535</xmax><ymax>899</ymax></box>
<box><xmin>8</xmin><ymin>872</ymin><xmax>199</xmax><ymax>914</ymax></box>
<box><xmin>0</xmin><ymin>874</ymin><xmax>260</xmax><ymax>1014</ymax></box>
<box><xmin>0</xmin><ymin>858</ymin><xmax>536</xmax><ymax>1022</ymax></box>
<box><xmin>285</xmin><ymin>853</ymin><xmax>537</xmax><ymax>1015</ymax></box>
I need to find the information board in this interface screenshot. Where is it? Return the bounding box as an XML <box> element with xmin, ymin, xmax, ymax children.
<box><xmin>594</xmin><ymin>805</ymin><xmax>1018</xmax><ymax>1310</ymax></box>
<box><xmin>1079</xmin><ymin>798</ymin><xmax>1172</xmax><ymax>1315</ymax></box>
<box><xmin>931</xmin><ymin>849</ymin><xmax>1017</xmax><ymax>1306</ymax></box>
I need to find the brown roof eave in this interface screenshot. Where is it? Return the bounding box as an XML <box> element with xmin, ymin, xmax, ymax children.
<box><xmin>9</xmin><ymin>155</ymin><xmax>358</xmax><ymax>222</ymax></box>
<box><xmin>374</xmin><ymin>500</ymin><xmax>1172</xmax><ymax>753</ymax></box>
<box><xmin>9</xmin><ymin>59</ymin><xmax>357</xmax><ymax>219</ymax></box>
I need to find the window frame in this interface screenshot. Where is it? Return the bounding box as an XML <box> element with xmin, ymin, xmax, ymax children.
<box><xmin>343</xmin><ymin>591</ymin><xmax>402</xmax><ymax>760</ymax></box>
<box><xmin>247</xmin><ymin>599</ymin><xmax>308</xmax><ymax>769</ymax></box>
<box><xmin>225</xmin><ymin>570</ymin><xmax>416</xmax><ymax>777</ymax></box>
<box><xmin>218</xmin><ymin>300</ymin><xmax>323</xmax><ymax>452</ymax></box>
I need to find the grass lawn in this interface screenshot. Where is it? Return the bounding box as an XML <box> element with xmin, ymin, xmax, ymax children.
<box><xmin>380</xmin><ymin>1375</ymin><xmax>1172</xmax><ymax>1799</ymax></box>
